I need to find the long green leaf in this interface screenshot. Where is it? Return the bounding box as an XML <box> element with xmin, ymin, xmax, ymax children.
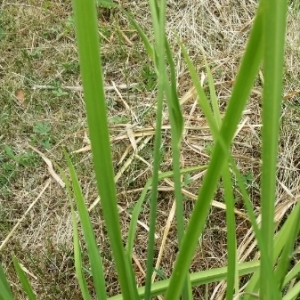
<box><xmin>282</xmin><ymin>281</ymin><xmax>300</xmax><ymax>300</ymax></box>
<box><xmin>165</xmin><ymin>39</ymin><xmax>184</xmax><ymax>146</ymax></box>
<box><xmin>180</xmin><ymin>41</ymin><xmax>220</xmax><ymax>139</ymax></box>
<box><xmin>283</xmin><ymin>260</ymin><xmax>300</xmax><ymax>287</ymax></box>
<box><xmin>143</xmin><ymin>63</ymin><xmax>164</xmax><ymax>300</ymax></box>
<box><xmin>165</xmin><ymin>38</ymin><xmax>192</xmax><ymax>300</ymax></box>
<box><xmin>58</xmin><ymin>163</ymin><xmax>92</xmax><ymax>300</ymax></box>
<box><xmin>0</xmin><ymin>263</ymin><xmax>13</xmax><ymax>300</ymax></box>
<box><xmin>275</xmin><ymin>200</ymin><xmax>300</xmax><ymax>289</ymax></box>
<box><xmin>71</xmin><ymin>0</ymin><xmax>138</xmax><ymax>298</ymax></box>
<box><xmin>201</xmin><ymin>55</ymin><xmax>238</xmax><ymax>299</ymax></box>
<box><xmin>144</xmin><ymin>0</ymin><xmax>168</xmax><ymax>299</ymax></box>
<box><xmin>12</xmin><ymin>258</ymin><xmax>36</xmax><ymax>300</ymax></box>
<box><xmin>126</xmin><ymin>165</ymin><xmax>207</xmax><ymax>260</ymax></box>
<box><xmin>66</xmin><ymin>155</ymin><xmax>107</xmax><ymax>300</ymax></box>
<box><xmin>230</xmin><ymin>159</ymin><xmax>262</xmax><ymax>243</ymax></box>
<box><xmin>203</xmin><ymin>52</ymin><xmax>222</xmax><ymax>127</ymax></box>
<box><xmin>71</xmin><ymin>207</ymin><xmax>92</xmax><ymax>300</ymax></box>
<box><xmin>121</xmin><ymin>9</ymin><xmax>154</xmax><ymax>60</ymax></box>
<box><xmin>165</xmin><ymin>5</ymin><xmax>263</xmax><ymax>299</ymax></box>
<box><xmin>183</xmin><ymin>41</ymin><xmax>239</xmax><ymax>299</ymax></box>
<box><xmin>244</xmin><ymin>200</ymin><xmax>300</xmax><ymax>298</ymax></box>
<box><xmin>222</xmin><ymin>166</ymin><xmax>237</xmax><ymax>300</ymax></box>
<box><xmin>109</xmin><ymin>261</ymin><xmax>260</xmax><ymax>300</ymax></box>
<box><xmin>196</xmin><ymin>53</ymin><xmax>238</xmax><ymax>299</ymax></box>
<box><xmin>260</xmin><ymin>0</ymin><xmax>288</xmax><ymax>298</ymax></box>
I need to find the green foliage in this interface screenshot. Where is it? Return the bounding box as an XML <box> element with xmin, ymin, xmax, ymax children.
<box><xmin>62</xmin><ymin>61</ymin><xmax>80</xmax><ymax>75</ymax></box>
<box><xmin>142</xmin><ymin>64</ymin><xmax>157</xmax><ymax>91</ymax></box>
<box><xmin>182</xmin><ymin>173</ymin><xmax>193</xmax><ymax>187</ymax></box>
<box><xmin>50</xmin><ymin>81</ymin><xmax>68</xmax><ymax>97</ymax></box>
<box><xmin>12</xmin><ymin>257</ymin><xmax>37</xmax><ymax>300</ymax></box>
<box><xmin>109</xmin><ymin>115</ymin><xmax>129</xmax><ymax>124</ymax></box>
<box><xmin>96</xmin><ymin>0</ymin><xmax>116</xmax><ymax>9</ymax></box>
<box><xmin>1</xmin><ymin>0</ymin><xmax>299</xmax><ymax>299</ymax></box>
<box><xmin>31</xmin><ymin>121</ymin><xmax>52</xmax><ymax>149</ymax></box>
<box><xmin>0</xmin><ymin>146</ymin><xmax>37</xmax><ymax>193</ymax></box>
<box><xmin>0</xmin><ymin>263</ymin><xmax>13</xmax><ymax>300</ymax></box>
<box><xmin>33</xmin><ymin>122</ymin><xmax>51</xmax><ymax>136</ymax></box>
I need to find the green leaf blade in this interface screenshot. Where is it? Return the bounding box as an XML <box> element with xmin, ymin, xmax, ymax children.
<box><xmin>12</xmin><ymin>258</ymin><xmax>36</xmax><ymax>300</ymax></box>
<box><xmin>71</xmin><ymin>0</ymin><xmax>139</xmax><ymax>298</ymax></box>
<box><xmin>260</xmin><ymin>0</ymin><xmax>288</xmax><ymax>298</ymax></box>
<box><xmin>165</xmin><ymin>6</ymin><xmax>263</xmax><ymax>299</ymax></box>
<box><xmin>0</xmin><ymin>263</ymin><xmax>14</xmax><ymax>300</ymax></box>
<box><xmin>66</xmin><ymin>155</ymin><xmax>107</xmax><ymax>300</ymax></box>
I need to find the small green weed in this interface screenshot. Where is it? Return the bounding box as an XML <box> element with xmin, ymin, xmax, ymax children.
<box><xmin>109</xmin><ymin>116</ymin><xmax>129</xmax><ymax>124</ymax></box>
<box><xmin>4</xmin><ymin>145</ymin><xmax>36</xmax><ymax>167</ymax></box>
<box><xmin>142</xmin><ymin>64</ymin><xmax>157</xmax><ymax>91</ymax></box>
<box><xmin>50</xmin><ymin>81</ymin><xmax>68</xmax><ymax>97</ymax></box>
<box><xmin>65</xmin><ymin>15</ymin><xmax>75</xmax><ymax>29</ymax></box>
<box><xmin>182</xmin><ymin>173</ymin><xmax>193</xmax><ymax>187</ymax></box>
<box><xmin>31</xmin><ymin>121</ymin><xmax>52</xmax><ymax>149</ymax></box>
<box><xmin>154</xmin><ymin>268</ymin><xmax>167</xmax><ymax>280</ymax></box>
<box><xmin>97</xmin><ymin>0</ymin><xmax>117</xmax><ymax>9</ymax></box>
<box><xmin>204</xmin><ymin>142</ymin><xmax>214</xmax><ymax>155</ymax></box>
<box><xmin>241</xmin><ymin>171</ymin><xmax>254</xmax><ymax>187</ymax></box>
<box><xmin>62</xmin><ymin>61</ymin><xmax>80</xmax><ymax>77</ymax></box>
<box><xmin>0</xmin><ymin>145</ymin><xmax>37</xmax><ymax>192</ymax></box>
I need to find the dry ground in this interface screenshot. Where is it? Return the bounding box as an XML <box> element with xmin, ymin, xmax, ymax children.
<box><xmin>1</xmin><ymin>0</ymin><xmax>300</xmax><ymax>299</ymax></box>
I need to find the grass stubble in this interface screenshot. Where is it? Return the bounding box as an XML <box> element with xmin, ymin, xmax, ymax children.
<box><xmin>0</xmin><ymin>0</ymin><xmax>300</xmax><ymax>299</ymax></box>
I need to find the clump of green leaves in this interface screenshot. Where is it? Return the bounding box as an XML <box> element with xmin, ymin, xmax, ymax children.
<box><xmin>0</xmin><ymin>145</ymin><xmax>37</xmax><ymax>193</ymax></box>
<box><xmin>142</xmin><ymin>64</ymin><xmax>157</xmax><ymax>91</ymax></box>
<box><xmin>31</xmin><ymin>121</ymin><xmax>52</xmax><ymax>149</ymax></box>
<box><xmin>1</xmin><ymin>0</ymin><xmax>300</xmax><ymax>300</ymax></box>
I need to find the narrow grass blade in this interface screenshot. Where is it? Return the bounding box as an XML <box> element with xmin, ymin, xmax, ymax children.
<box><xmin>244</xmin><ymin>200</ymin><xmax>300</xmax><ymax>298</ymax></box>
<box><xmin>144</xmin><ymin>83</ymin><xmax>164</xmax><ymax>300</ymax></box>
<box><xmin>126</xmin><ymin>166</ymin><xmax>208</xmax><ymax>260</ymax></box>
<box><xmin>148</xmin><ymin>0</ymin><xmax>160</xmax><ymax>39</ymax></box>
<box><xmin>230</xmin><ymin>160</ymin><xmax>261</xmax><ymax>243</ymax></box>
<box><xmin>260</xmin><ymin>0</ymin><xmax>288</xmax><ymax>298</ymax></box>
<box><xmin>144</xmin><ymin>1</ymin><xmax>168</xmax><ymax>299</ymax></box>
<box><xmin>0</xmin><ymin>263</ymin><xmax>14</xmax><ymax>300</ymax></box>
<box><xmin>66</xmin><ymin>154</ymin><xmax>107</xmax><ymax>300</ymax></box>
<box><xmin>180</xmin><ymin>41</ymin><xmax>239</xmax><ymax>155</ymax></box>
<box><xmin>125</xmin><ymin>177</ymin><xmax>152</xmax><ymax>260</ymax></box>
<box><xmin>108</xmin><ymin>261</ymin><xmax>260</xmax><ymax>300</ymax></box>
<box><xmin>283</xmin><ymin>260</ymin><xmax>300</xmax><ymax>287</ymax></box>
<box><xmin>143</xmin><ymin>79</ymin><xmax>164</xmax><ymax>300</ymax></box>
<box><xmin>183</xmin><ymin>42</ymin><xmax>238</xmax><ymax>299</ymax></box>
<box><xmin>203</xmin><ymin>52</ymin><xmax>222</xmax><ymax>127</ymax></box>
<box><xmin>165</xmin><ymin>40</ymin><xmax>184</xmax><ymax>146</ymax></box>
<box><xmin>180</xmin><ymin>41</ymin><xmax>219</xmax><ymax>139</ymax></box>
<box><xmin>165</xmin><ymin>39</ymin><xmax>192</xmax><ymax>299</ymax></box>
<box><xmin>120</xmin><ymin>9</ymin><xmax>154</xmax><ymax>61</ymax></box>
<box><xmin>72</xmin><ymin>208</ymin><xmax>92</xmax><ymax>299</ymax></box>
<box><xmin>71</xmin><ymin>209</ymin><xmax>92</xmax><ymax>300</ymax></box>
<box><xmin>201</xmin><ymin>54</ymin><xmax>237</xmax><ymax>299</ymax></box>
<box><xmin>275</xmin><ymin>200</ymin><xmax>300</xmax><ymax>289</ymax></box>
<box><xmin>222</xmin><ymin>166</ymin><xmax>237</xmax><ymax>300</ymax></box>
<box><xmin>12</xmin><ymin>257</ymin><xmax>36</xmax><ymax>300</ymax></box>
<box><xmin>282</xmin><ymin>281</ymin><xmax>300</xmax><ymax>300</ymax></box>
<box><xmin>165</xmin><ymin>5</ymin><xmax>263</xmax><ymax>299</ymax></box>
<box><xmin>58</xmin><ymin>163</ymin><xmax>92</xmax><ymax>300</ymax></box>
<box><xmin>71</xmin><ymin>0</ymin><xmax>138</xmax><ymax>298</ymax></box>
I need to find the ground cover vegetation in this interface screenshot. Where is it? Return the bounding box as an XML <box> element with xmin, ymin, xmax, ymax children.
<box><xmin>1</xmin><ymin>0</ymin><xmax>300</xmax><ymax>299</ymax></box>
